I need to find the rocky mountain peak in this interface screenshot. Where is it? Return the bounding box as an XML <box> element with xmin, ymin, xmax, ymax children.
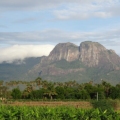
<box><xmin>79</xmin><ymin>41</ymin><xmax>106</xmax><ymax>51</ymax></box>
<box><xmin>47</xmin><ymin>42</ymin><xmax>79</xmax><ymax>62</ymax></box>
<box><xmin>27</xmin><ymin>41</ymin><xmax>120</xmax><ymax>84</ymax></box>
<box><xmin>41</xmin><ymin>41</ymin><xmax>120</xmax><ymax>68</ymax></box>
<box><xmin>79</xmin><ymin>41</ymin><xmax>106</xmax><ymax>66</ymax></box>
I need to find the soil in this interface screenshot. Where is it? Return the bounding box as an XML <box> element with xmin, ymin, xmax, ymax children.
<box><xmin>6</xmin><ymin>101</ymin><xmax>92</xmax><ymax>109</ymax></box>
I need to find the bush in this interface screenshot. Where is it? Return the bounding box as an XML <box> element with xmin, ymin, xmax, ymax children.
<box><xmin>91</xmin><ymin>100</ymin><xmax>113</xmax><ymax>112</ymax></box>
<box><xmin>109</xmin><ymin>99</ymin><xmax>120</xmax><ymax>110</ymax></box>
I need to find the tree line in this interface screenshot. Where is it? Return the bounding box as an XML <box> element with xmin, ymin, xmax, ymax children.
<box><xmin>0</xmin><ymin>77</ymin><xmax>120</xmax><ymax>100</ymax></box>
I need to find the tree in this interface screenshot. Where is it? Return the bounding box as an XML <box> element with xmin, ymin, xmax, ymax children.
<box><xmin>11</xmin><ymin>88</ymin><xmax>21</xmax><ymax>99</ymax></box>
<box><xmin>101</xmin><ymin>81</ymin><xmax>111</xmax><ymax>98</ymax></box>
<box><xmin>109</xmin><ymin>86</ymin><xmax>120</xmax><ymax>99</ymax></box>
<box><xmin>35</xmin><ymin>77</ymin><xmax>42</xmax><ymax>87</ymax></box>
<box><xmin>43</xmin><ymin>82</ymin><xmax>57</xmax><ymax>100</ymax></box>
<box><xmin>55</xmin><ymin>86</ymin><xmax>65</xmax><ymax>99</ymax></box>
<box><xmin>43</xmin><ymin>91</ymin><xmax>57</xmax><ymax>100</ymax></box>
<box><xmin>29</xmin><ymin>89</ymin><xmax>44</xmax><ymax>99</ymax></box>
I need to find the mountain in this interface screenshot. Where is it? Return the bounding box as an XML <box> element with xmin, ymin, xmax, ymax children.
<box><xmin>27</xmin><ymin>41</ymin><xmax>120</xmax><ymax>84</ymax></box>
<box><xmin>0</xmin><ymin>41</ymin><xmax>120</xmax><ymax>85</ymax></box>
<box><xmin>0</xmin><ymin>57</ymin><xmax>41</xmax><ymax>81</ymax></box>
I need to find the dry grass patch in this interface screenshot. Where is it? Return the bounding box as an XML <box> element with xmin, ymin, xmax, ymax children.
<box><xmin>6</xmin><ymin>101</ymin><xmax>92</xmax><ymax>109</ymax></box>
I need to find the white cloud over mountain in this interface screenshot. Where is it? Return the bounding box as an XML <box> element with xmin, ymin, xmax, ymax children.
<box><xmin>0</xmin><ymin>45</ymin><xmax>54</xmax><ymax>63</ymax></box>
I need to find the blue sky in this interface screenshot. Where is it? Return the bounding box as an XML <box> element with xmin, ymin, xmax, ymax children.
<box><xmin>0</xmin><ymin>0</ymin><xmax>120</xmax><ymax>63</ymax></box>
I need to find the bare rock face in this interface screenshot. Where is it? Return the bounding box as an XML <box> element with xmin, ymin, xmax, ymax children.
<box><xmin>45</xmin><ymin>42</ymin><xmax>79</xmax><ymax>62</ymax></box>
<box><xmin>25</xmin><ymin>41</ymin><xmax>120</xmax><ymax>84</ymax></box>
<box><xmin>79</xmin><ymin>41</ymin><xmax>106</xmax><ymax>67</ymax></box>
<box><xmin>40</xmin><ymin>41</ymin><xmax>120</xmax><ymax>68</ymax></box>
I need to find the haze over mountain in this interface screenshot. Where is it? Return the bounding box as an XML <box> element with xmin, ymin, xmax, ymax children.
<box><xmin>0</xmin><ymin>57</ymin><xmax>41</xmax><ymax>81</ymax></box>
<box><xmin>0</xmin><ymin>41</ymin><xmax>120</xmax><ymax>85</ymax></box>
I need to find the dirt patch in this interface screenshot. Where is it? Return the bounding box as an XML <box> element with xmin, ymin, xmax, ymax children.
<box><xmin>6</xmin><ymin>101</ymin><xmax>92</xmax><ymax>109</ymax></box>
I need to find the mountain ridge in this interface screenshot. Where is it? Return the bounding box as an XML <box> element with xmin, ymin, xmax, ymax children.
<box><xmin>27</xmin><ymin>41</ymin><xmax>120</xmax><ymax>84</ymax></box>
<box><xmin>0</xmin><ymin>41</ymin><xmax>120</xmax><ymax>85</ymax></box>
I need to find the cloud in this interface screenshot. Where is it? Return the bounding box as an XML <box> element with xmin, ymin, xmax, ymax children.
<box><xmin>0</xmin><ymin>0</ymin><xmax>64</xmax><ymax>11</ymax></box>
<box><xmin>53</xmin><ymin>0</ymin><xmax>120</xmax><ymax>20</ymax></box>
<box><xmin>0</xmin><ymin>0</ymin><xmax>119</xmax><ymax>12</ymax></box>
<box><xmin>1</xmin><ymin>29</ymin><xmax>120</xmax><ymax>63</ymax></box>
<box><xmin>0</xmin><ymin>0</ymin><xmax>119</xmax><ymax>21</ymax></box>
<box><xmin>0</xmin><ymin>28</ymin><xmax>120</xmax><ymax>45</ymax></box>
<box><xmin>14</xmin><ymin>17</ymin><xmax>37</xmax><ymax>24</ymax></box>
<box><xmin>0</xmin><ymin>44</ymin><xmax>54</xmax><ymax>63</ymax></box>
<box><xmin>0</xmin><ymin>28</ymin><xmax>120</xmax><ymax>63</ymax></box>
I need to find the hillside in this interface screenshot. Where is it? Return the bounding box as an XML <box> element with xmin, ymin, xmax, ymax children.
<box><xmin>27</xmin><ymin>41</ymin><xmax>120</xmax><ymax>84</ymax></box>
<box><xmin>0</xmin><ymin>57</ymin><xmax>41</xmax><ymax>81</ymax></box>
<box><xmin>0</xmin><ymin>41</ymin><xmax>120</xmax><ymax>85</ymax></box>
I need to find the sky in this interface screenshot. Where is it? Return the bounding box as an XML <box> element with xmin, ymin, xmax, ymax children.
<box><xmin>0</xmin><ymin>0</ymin><xmax>120</xmax><ymax>63</ymax></box>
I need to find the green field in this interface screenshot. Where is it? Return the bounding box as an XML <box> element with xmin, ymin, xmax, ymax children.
<box><xmin>0</xmin><ymin>105</ymin><xmax>120</xmax><ymax>120</ymax></box>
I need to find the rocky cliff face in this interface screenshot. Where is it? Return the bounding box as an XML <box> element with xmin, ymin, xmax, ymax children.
<box><xmin>44</xmin><ymin>42</ymin><xmax>79</xmax><ymax>62</ymax></box>
<box><xmin>41</xmin><ymin>41</ymin><xmax>120</xmax><ymax>67</ymax></box>
<box><xmin>79</xmin><ymin>41</ymin><xmax>106</xmax><ymax>67</ymax></box>
<box><xmin>79</xmin><ymin>41</ymin><xmax>120</xmax><ymax>68</ymax></box>
<box><xmin>27</xmin><ymin>41</ymin><xmax>120</xmax><ymax>84</ymax></box>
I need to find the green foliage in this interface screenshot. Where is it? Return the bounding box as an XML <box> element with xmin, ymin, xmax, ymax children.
<box><xmin>75</xmin><ymin>89</ymin><xmax>90</xmax><ymax>99</ymax></box>
<box><xmin>109</xmin><ymin>86</ymin><xmax>120</xmax><ymax>99</ymax></box>
<box><xmin>11</xmin><ymin>88</ymin><xmax>21</xmax><ymax>99</ymax></box>
<box><xmin>0</xmin><ymin>106</ymin><xmax>119</xmax><ymax>120</ymax></box>
<box><xmin>1</xmin><ymin>78</ymin><xmax>120</xmax><ymax>101</ymax></box>
<box><xmin>55</xmin><ymin>86</ymin><xmax>65</xmax><ymax>99</ymax></box>
<box><xmin>29</xmin><ymin>89</ymin><xmax>44</xmax><ymax>99</ymax></box>
<box><xmin>91</xmin><ymin>100</ymin><xmax>113</xmax><ymax>112</ymax></box>
<box><xmin>111</xmin><ymin>99</ymin><xmax>120</xmax><ymax>110</ymax></box>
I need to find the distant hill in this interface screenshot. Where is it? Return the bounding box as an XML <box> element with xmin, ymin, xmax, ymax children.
<box><xmin>0</xmin><ymin>41</ymin><xmax>120</xmax><ymax>85</ymax></box>
<box><xmin>0</xmin><ymin>57</ymin><xmax>41</xmax><ymax>81</ymax></box>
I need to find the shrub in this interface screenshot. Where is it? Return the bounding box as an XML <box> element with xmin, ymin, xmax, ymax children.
<box><xmin>91</xmin><ymin>100</ymin><xmax>113</xmax><ymax>112</ymax></box>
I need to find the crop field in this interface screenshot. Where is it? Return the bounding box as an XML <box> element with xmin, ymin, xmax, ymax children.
<box><xmin>1</xmin><ymin>100</ymin><xmax>120</xmax><ymax>119</ymax></box>
<box><xmin>0</xmin><ymin>105</ymin><xmax>120</xmax><ymax>120</ymax></box>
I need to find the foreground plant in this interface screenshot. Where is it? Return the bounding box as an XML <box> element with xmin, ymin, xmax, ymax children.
<box><xmin>0</xmin><ymin>105</ymin><xmax>120</xmax><ymax>120</ymax></box>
